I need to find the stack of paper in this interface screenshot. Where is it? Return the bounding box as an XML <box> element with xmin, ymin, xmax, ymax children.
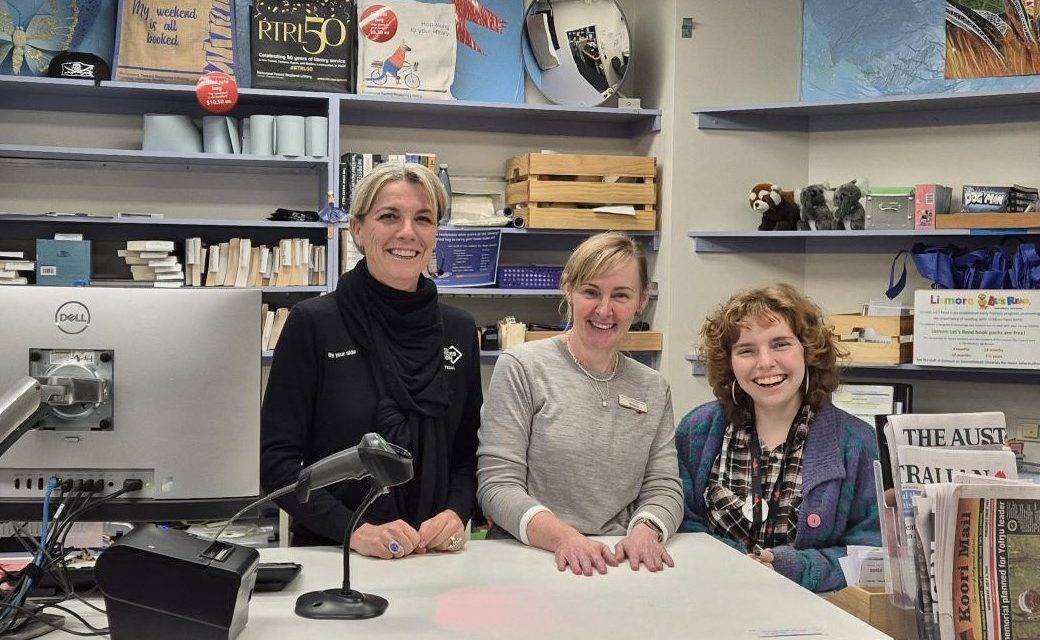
<box><xmin>0</xmin><ymin>251</ymin><xmax>32</xmax><ymax>285</ymax></box>
<box><xmin>118</xmin><ymin>240</ymin><xmax>184</xmax><ymax>288</ymax></box>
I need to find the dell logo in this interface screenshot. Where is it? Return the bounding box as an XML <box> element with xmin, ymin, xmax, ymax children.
<box><xmin>55</xmin><ymin>301</ymin><xmax>90</xmax><ymax>334</ymax></box>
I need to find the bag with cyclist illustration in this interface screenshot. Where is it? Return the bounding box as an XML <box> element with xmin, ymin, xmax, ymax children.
<box><xmin>356</xmin><ymin>0</ymin><xmax>456</xmax><ymax>99</ymax></box>
<box><xmin>250</xmin><ymin>0</ymin><xmax>356</xmax><ymax>91</ymax></box>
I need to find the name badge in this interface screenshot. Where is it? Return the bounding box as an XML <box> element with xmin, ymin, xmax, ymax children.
<box><xmin>618</xmin><ymin>394</ymin><xmax>648</xmax><ymax>414</ymax></box>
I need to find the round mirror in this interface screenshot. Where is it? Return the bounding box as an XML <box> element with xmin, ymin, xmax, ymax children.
<box><xmin>522</xmin><ymin>0</ymin><xmax>631</xmax><ymax>107</ymax></box>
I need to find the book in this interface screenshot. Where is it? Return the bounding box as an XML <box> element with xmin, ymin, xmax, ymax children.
<box><xmin>268</xmin><ymin>307</ymin><xmax>290</xmax><ymax>349</ymax></box>
<box><xmin>234</xmin><ymin>238</ymin><xmax>252</xmax><ymax>288</ymax></box>
<box><xmin>223</xmin><ymin>238</ymin><xmax>242</xmax><ymax>287</ymax></box>
<box><xmin>261</xmin><ymin>309</ymin><xmax>275</xmax><ymax>350</ymax></box>
<box><xmin>126</xmin><ymin>240</ymin><xmax>175</xmax><ymax>252</ymax></box>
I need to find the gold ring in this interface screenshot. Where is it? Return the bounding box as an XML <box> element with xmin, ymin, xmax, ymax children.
<box><xmin>447</xmin><ymin>534</ymin><xmax>465</xmax><ymax>551</ymax></box>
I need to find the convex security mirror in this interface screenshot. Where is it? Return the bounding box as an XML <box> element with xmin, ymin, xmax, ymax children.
<box><xmin>523</xmin><ymin>0</ymin><xmax>631</xmax><ymax>107</ymax></box>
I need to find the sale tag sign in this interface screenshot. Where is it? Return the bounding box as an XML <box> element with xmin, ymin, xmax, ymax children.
<box><xmin>196</xmin><ymin>72</ymin><xmax>239</xmax><ymax>114</ymax></box>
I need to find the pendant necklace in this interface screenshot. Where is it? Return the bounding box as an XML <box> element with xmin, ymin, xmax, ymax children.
<box><xmin>565</xmin><ymin>337</ymin><xmax>619</xmax><ymax>408</ymax></box>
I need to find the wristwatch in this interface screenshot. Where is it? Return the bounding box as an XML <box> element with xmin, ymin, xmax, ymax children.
<box><xmin>633</xmin><ymin>516</ymin><xmax>664</xmax><ymax>542</ymax></box>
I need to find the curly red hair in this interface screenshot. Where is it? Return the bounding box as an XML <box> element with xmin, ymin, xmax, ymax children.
<box><xmin>699</xmin><ymin>283</ymin><xmax>846</xmax><ymax>426</ymax></box>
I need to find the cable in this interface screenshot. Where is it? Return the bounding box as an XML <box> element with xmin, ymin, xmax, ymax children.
<box><xmin>212</xmin><ymin>483</ymin><xmax>297</xmax><ymax>543</ymax></box>
<box><xmin>0</xmin><ymin>601</ymin><xmax>108</xmax><ymax>637</ymax></box>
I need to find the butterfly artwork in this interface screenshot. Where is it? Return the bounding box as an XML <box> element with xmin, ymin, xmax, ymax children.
<box><xmin>0</xmin><ymin>0</ymin><xmax>78</xmax><ymax>75</ymax></box>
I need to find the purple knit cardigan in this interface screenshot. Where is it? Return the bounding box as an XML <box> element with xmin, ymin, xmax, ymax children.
<box><xmin>675</xmin><ymin>399</ymin><xmax>881</xmax><ymax>593</ymax></box>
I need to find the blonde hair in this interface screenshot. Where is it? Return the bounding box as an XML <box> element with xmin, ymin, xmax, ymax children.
<box><xmin>699</xmin><ymin>283</ymin><xmax>846</xmax><ymax>426</ymax></box>
<box><xmin>559</xmin><ymin>232</ymin><xmax>649</xmax><ymax>323</ymax></box>
<box><xmin>349</xmin><ymin>161</ymin><xmax>447</xmax><ymax>224</ymax></box>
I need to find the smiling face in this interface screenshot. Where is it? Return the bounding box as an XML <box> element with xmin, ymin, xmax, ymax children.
<box><xmin>566</xmin><ymin>257</ymin><xmax>647</xmax><ymax>354</ymax></box>
<box><xmin>730</xmin><ymin>315</ymin><xmax>806</xmax><ymax>415</ymax></box>
<box><xmin>350</xmin><ymin>179</ymin><xmax>437</xmax><ymax>292</ymax></box>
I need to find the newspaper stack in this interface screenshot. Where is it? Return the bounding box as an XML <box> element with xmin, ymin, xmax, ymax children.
<box><xmin>0</xmin><ymin>251</ymin><xmax>33</xmax><ymax>285</ymax></box>
<box><xmin>881</xmin><ymin>412</ymin><xmax>1026</xmax><ymax>640</ymax></box>
<box><xmin>919</xmin><ymin>473</ymin><xmax>1040</xmax><ymax>640</ymax></box>
<box><xmin>118</xmin><ymin>240</ymin><xmax>184</xmax><ymax>288</ymax></box>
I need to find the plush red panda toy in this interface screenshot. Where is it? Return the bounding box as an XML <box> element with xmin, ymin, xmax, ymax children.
<box><xmin>748</xmin><ymin>183</ymin><xmax>801</xmax><ymax>231</ymax></box>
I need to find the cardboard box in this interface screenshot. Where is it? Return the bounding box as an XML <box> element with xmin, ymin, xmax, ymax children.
<box><xmin>914</xmin><ymin>183</ymin><xmax>952</xmax><ymax>230</ymax></box>
<box><xmin>830</xmin><ymin>313</ymin><xmax>913</xmax><ymax>365</ymax></box>
<box><xmin>914</xmin><ymin>290</ymin><xmax>1040</xmax><ymax>368</ymax></box>
<box><xmin>825</xmin><ymin>587</ymin><xmax>911</xmax><ymax>640</ymax></box>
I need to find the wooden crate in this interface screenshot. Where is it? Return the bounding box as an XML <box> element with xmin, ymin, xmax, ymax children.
<box><xmin>524</xmin><ymin>330</ymin><xmax>663</xmax><ymax>351</ymax></box>
<box><xmin>505</xmin><ymin>153</ymin><xmax>657</xmax><ymax>231</ymax></box>
<box><xmin>830</xmin><ymin>313</ymin><xmax>914</xmax><ymax>365</ymax></box>
<box><xmin>825</xmin><ymin>587</ymin><xmax>911</xmax><ymax>640</ymax></box>
<box><xmin>936</xmin><ymin>212</ymin><xmax>1040</xmax><ymax>229</ymax></box>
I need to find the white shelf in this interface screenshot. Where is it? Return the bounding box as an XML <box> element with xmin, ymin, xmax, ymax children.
<box><xmin>0</xmin><ymin>144</ymin><xmax>327</xmax><ymax>171</ymax></box>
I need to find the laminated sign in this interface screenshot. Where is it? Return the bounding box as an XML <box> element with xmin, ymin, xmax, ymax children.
<box><xmin>356</xmin><ymin>0</ymin><xmax>456</xmax><ymax>99</ymax></box>
<box><xmin>251</xmin><ymin>0</ymin><xmax>355</xmax><ymax>91</ymax></box>
<box><xmin>114</xmin><ymin>0</ymin><xmax>236</xmax><ymax>83</ymax></box>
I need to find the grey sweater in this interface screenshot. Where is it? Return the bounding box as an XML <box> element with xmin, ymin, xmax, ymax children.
<box><xmin>476</xmin><ymin>336</ymin><xmax>683</xmax><ymax>544</ymax></box>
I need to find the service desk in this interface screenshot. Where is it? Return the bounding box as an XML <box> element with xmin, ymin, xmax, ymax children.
<box><xmin>52</xmin><ymin>534</ymin><xmax>892</xmax><ymax>639</ymax></box>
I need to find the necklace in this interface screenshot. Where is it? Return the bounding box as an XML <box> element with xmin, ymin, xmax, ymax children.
<box><xmin>564</xmin><ymin>337</ymin><xmax>619</xmax><ymax>407</ymax></box>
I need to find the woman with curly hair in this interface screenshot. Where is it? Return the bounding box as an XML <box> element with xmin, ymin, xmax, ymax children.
<box><xmin>675</xmin><ymin>283</ymin><xmax>880</xmax><ymax>592</ymax></box>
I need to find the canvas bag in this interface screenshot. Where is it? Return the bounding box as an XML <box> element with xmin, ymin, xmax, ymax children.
<box><xmin>114</xmin><ymin>0</ymin><xmax>236</xmax><ymax>83</ymax></box>
<box><xmin>356</xmin><ymin>0</ymin><xmax>455</xmax><ymax>99</ymax></box>
<box><xmin>0</xmin><ymin>0</ymin><xmax>117</xmax><ymax>77</ymax></box>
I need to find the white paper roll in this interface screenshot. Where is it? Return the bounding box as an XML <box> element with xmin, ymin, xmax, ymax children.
<box><xmin>142</xmin><ymin>114</ymin><xmax>202</xmax><ymax>153</ymax></box>
<box><xmin>305</xmin><ymin>116</ymin><xmax>328</xmax><ymax>157</ymax></box>
<box><xmin>203</xmin><ymin>116</ymin><xmax>234</xmax><ymax>154</ymax></box>
<box><xmin>240</xmin><ymin>119</ymin><xmax>251</xmax><ymax>154</ymax></box>
<box><xmin>249</xmin><ymin>114</ymin><xmax>276</xmax><ymax>156</ymax></box>
<box><xmin>275</xmin><ymin>115</ymin><xmax>306</xmax><ymax>156</ymax></box>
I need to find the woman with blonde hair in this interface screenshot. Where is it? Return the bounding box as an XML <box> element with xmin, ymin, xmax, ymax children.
<box><xmin>262</xmin><ymin>162</ymin><xmax>482</xmax><ymax>559</ymax></box>
<box><xmin>478</xmin><ymin>232</ymin><xmax>683</xmax><ymax>576</ymax></box>
<box><xmin>676</xmin><ymin>283</ymin><xmax>880</xmax><ymax>592</ymax></box>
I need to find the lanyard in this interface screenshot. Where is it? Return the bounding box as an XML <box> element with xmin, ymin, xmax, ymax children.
<box><xmin>747</xmin><ymin>420</ymin><xmax>800</xmax><ymax>552</ymax></box>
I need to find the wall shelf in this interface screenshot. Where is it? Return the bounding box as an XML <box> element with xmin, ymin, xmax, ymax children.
<box><xmin>693</xmin><ymin>86</ymin><xmax>1040</xmax><ymax>132</ymax></box>
<box><xmin>0</xmin><ymin>76</ymin><xmax>660</xmax><ymax>139</ymax></box>
<box><xmin>454</xmin><ymin>226</ymin><xmax>660</xmax><ymax>251</ymax></box>
<box><xmin>0</xmin><ymin>214</ymin><xmax>330</xmax><ymax>229</ymax></box>
<box><xmin>0</xmin><ymin>144</ymin><xmax>327</xmax><ymax>171</ymax></box>
<box><xmin>337</xmin><ymin>94</ymin><xmax>660</xmax><ymax>138</ymax></box>
<box><xmin>685</xmin><ymin>354</ymin><xmax>1039</xmax><ymax>384</ymax></box>
<box><xmin>688</xmin><ymin>229</ymin><xmax>1036</xmax><ymax>253</ymax></box>
<box><xmin>439</xmin><ymin>287</ymin><xmax>659</xmax><ymax>298</ymax></box>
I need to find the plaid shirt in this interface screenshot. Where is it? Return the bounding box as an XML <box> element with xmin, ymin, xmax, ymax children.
<box><xmin>704</xmin><ymin>405</ymin><xmax>811</xmax><ymax>551</ymax></box>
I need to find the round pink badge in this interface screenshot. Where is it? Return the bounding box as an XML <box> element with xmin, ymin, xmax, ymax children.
<box><xmin>807</xmin><ymin>513</ymin><xmax>822</xmax><ymax>528</ymax></box>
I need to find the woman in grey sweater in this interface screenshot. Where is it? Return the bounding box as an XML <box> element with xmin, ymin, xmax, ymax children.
<box><xmin>477</xmin><ymin>232</ymin><xmax>683</xmax><ymax>576</ymax></box>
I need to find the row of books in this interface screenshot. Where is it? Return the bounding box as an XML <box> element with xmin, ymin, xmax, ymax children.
<box><xmin>117</xmin><ymin>238</ymin><xmax>327</xmax><ymax>288</ymax></box>
<box><xmin>337</xmin><ymin>152</ymin><xmax>438</xmax><ymax>209</ymax></box>
<box><xmin>0</xmin><ymin>251</ymin><xmax>34</xmax><ymax>285</ymax></box>
<box><xmin>880</xmin><ymin>412</ymin><xmax>1036</xmax><ymax>640</ymax></box>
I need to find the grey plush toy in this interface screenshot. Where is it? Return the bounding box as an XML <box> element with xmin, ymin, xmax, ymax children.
<box><xmin>799</xmin><ymin>184</ymin><xmax>837</xmax><ymax>230</ymax></box>
<box><xmin>833</xmin><ymin>180</ymin><xmax>865</xmax><ymax>231</ymax></box>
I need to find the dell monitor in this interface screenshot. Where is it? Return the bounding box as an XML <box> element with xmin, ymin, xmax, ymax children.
<box><xmin>0</xmin><ymin>287</ymin><xmax>261</xmax><ymax>520</ymax></box>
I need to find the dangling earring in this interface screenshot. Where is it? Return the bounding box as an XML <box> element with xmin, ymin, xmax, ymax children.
<box><xmin>731</xmin><ymin>381</ymin><xmax>739</xmax><ymax>404</ymax></box>
<box><xmin>803</xmin><ymin>368</ymin><xmax>810</xmax><ymax>396</ymax></box>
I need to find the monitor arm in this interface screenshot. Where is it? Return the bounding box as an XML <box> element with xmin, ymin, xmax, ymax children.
<box><xmin>0</xmin><ymin>375</ymin><xmax>110</xmax><ymax>459</ymax></box>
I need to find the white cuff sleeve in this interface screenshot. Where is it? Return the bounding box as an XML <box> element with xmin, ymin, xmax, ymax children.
<box><xmin>627</xmin><ymin>511</ymin><xmax>670</xmax><ymax>543</ymax></box>
<box><xmin>518</xmin><ymin>505</ymin><xmax>551</xmax><ymax>546</ymax></box>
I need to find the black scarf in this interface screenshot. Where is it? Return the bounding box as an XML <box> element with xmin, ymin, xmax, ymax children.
<box><xmin>335</xmin><ymin>258</ymin><xmax>451</xmax><ymax>527</ymax></box>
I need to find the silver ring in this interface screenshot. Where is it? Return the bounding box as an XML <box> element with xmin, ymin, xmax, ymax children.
<box><xmin>387</xmin><ymin>539</ymin><xmax>402</xmax><ymax>555</ymax></box>
<box><xmin>446</xmin><ymin>534</ymin><xmax>464</xmax><ymax>551</ymax></box>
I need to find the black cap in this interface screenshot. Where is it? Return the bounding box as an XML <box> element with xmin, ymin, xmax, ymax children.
<box><xmin>47</xmin><ymin>52</ymin><xmax>111</xmax><ymax>84</ymax></box>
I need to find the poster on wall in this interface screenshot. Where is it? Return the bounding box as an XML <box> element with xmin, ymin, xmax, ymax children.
<box><xmin>945</xmin><ymin>0</ymin><xmax>1040</xmax><ymax>79</ymax></box>
<box><xmin>913</xmin><ymin>289</ymin><xmax>1040</xmax><ymax>368</ymax></box>
<box><xmin>428</xmin><ymin>228</ymin><xmax>501</xmax><ymax>287</ymax></box>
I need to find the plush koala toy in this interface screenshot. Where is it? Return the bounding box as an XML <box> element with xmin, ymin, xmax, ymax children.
<box><xmin>832</xmin><ymin>180</ymin><xmax>865</xmax><ymax>230</ymax></box>
<box><xmin>748</xmin><ymin>183</ymin><xmax>801</xmax><ymax>231</ymax></box>
<box><xmin>799</xmin><ymin>184</ymin><xmax>837</xmax><ymax>230</ymax></box>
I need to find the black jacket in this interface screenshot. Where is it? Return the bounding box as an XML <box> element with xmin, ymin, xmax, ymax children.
<box><xmin>260</xmin><ymin>293</ymin><xmax>482</xmax><ymax>546</ymax></box>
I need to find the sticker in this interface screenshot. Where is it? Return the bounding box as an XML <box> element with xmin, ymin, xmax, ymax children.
<box><xmin>196</xmin><ymin>72</ymin><xmax>239</xmax><ymax>114</ymax></box>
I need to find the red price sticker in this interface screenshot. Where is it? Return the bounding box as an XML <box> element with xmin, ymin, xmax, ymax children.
<box><xmin>196</xmin><ymin>72</ymin><xmax>239</xmax><ymax>114</ymax></box>
<box><xmin>360</xmin><ymin>4</ymin><xmax>397</xmax><ymax>42</ymax></box>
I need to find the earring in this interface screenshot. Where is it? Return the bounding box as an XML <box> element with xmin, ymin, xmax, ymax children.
<box><xmin>731</xmin><ymin>381</ymin><xmax>738</xmax><ymax>404</ymax></box>
<box><xmin>804</xmin><ymin>368</ymin><xmax>810</xmax><ymax>396</ymax></box>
